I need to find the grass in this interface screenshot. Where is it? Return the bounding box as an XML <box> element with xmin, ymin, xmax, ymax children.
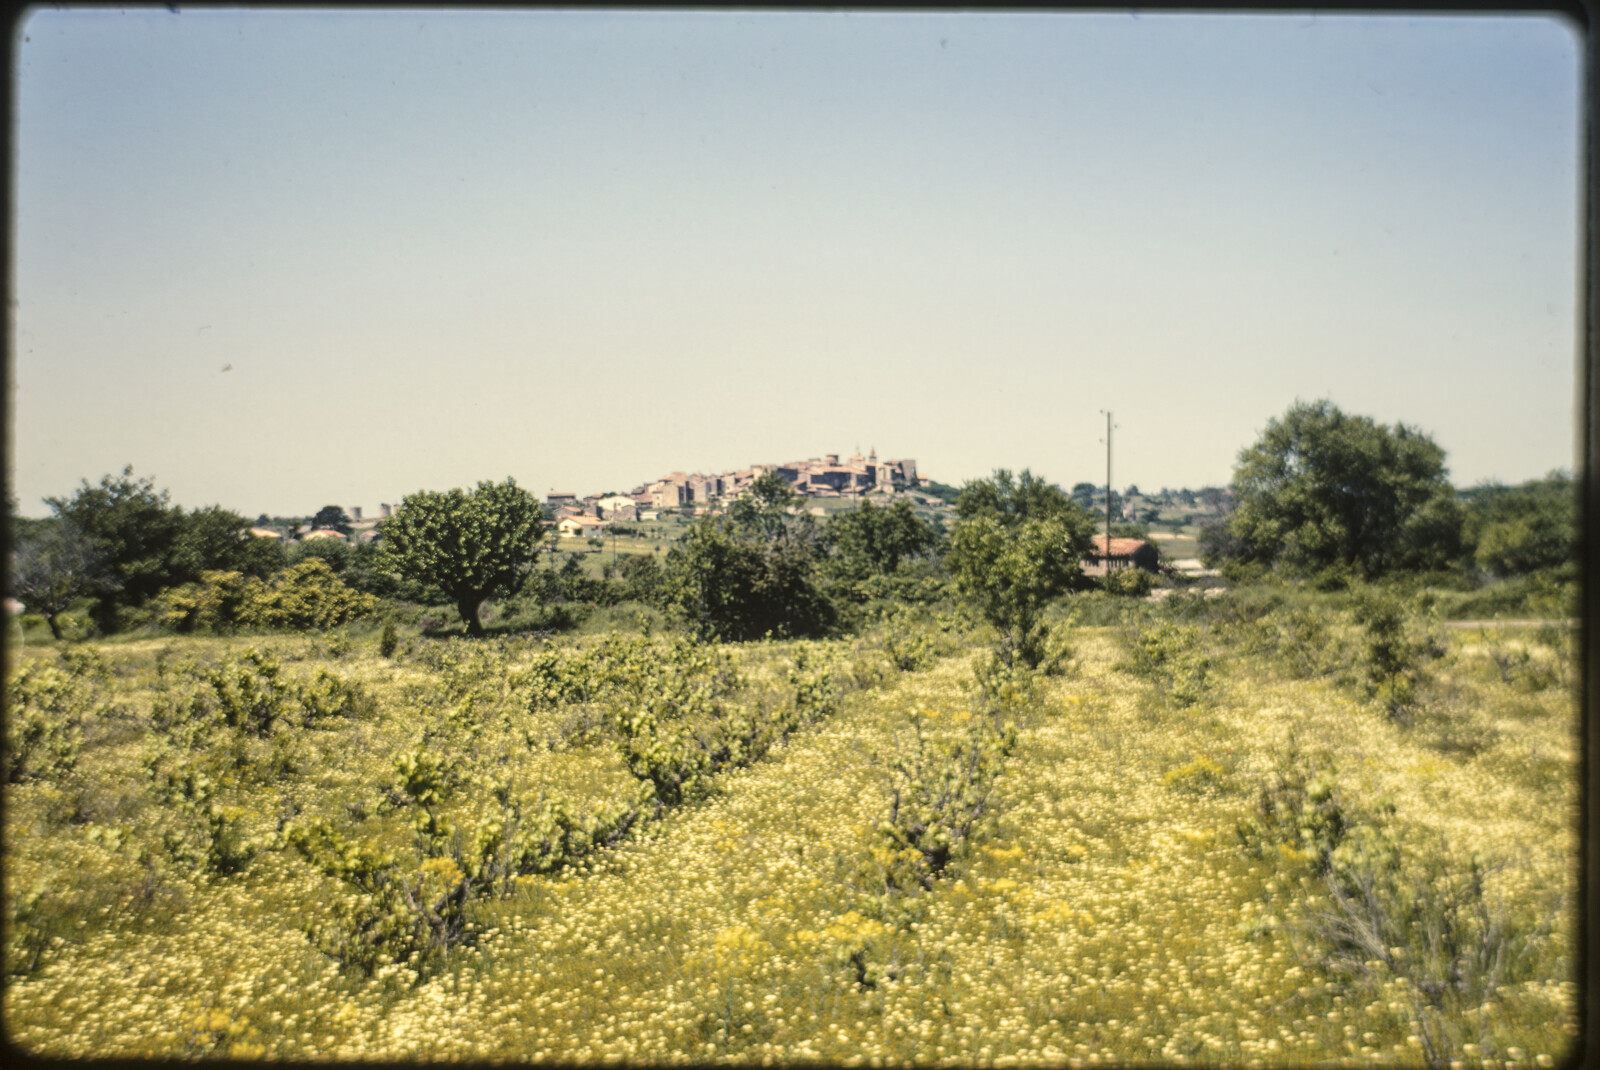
<box><xmin>4</xmin><ymin>602</ymin><xmax>1577</xmax><ymax>1064</ymax></box>
<box><xmin>1152</xmin><ymin>534</ymin><xmax>1200</xmax><ymax>559</ymax></box>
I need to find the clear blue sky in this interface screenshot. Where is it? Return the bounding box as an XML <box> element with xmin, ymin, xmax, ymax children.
<box><xmin>10</xmin><ymin>8</ymin><xmax>1583</xmax><ymax>518</ymax></box>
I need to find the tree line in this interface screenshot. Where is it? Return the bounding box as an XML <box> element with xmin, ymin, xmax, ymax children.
<box><xmin>7</xmin><ymin>400</ymin><xmax>1576</xmax><ymax>646</ymax></box>
<box><xmin>1198</xmin><ymin>400</ymin><xmax>1575</xmax><ymax>589</ymax></box>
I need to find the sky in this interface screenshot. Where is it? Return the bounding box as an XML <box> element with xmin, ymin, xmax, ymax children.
<box><xmin>8</xmin><ymin>8</ymin><xmax>1585</xmax><ymax>519</ymax></box>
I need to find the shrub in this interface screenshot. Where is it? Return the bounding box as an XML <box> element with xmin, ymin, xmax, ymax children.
<box><xmin>875</xmin><ymin>698</ymin><xmax>1018</xmax><ymax>894</ymax></box>
<box><xmin>1299</xmin><ymin>823</ymin><xmax>1564</xmax><ymax>1067</ymax></box>
<box><xmin>299</xmin><ymin>669</ymin><xmax>377</xmax><ymax>726</ymax></box>
<box><xmin>286</xmin><ymin>819</ymin><xmax>474</xmax><ymax>978</ymax></box>
<box><xmin>155</xmin><ymin>559</ymin><xmax>378</xmax><ymax>632</ymax></box>
<box><xmin>1103</xmin><ymin>567</ymin><xmax>1154</xmax><ymax>598</ymax></box>
<box><xmin>379</xmin><ymin>746</ymin><xmax>464</xmax><ymax>848</ymax></box>
<box><xmin>205</xmin><ymin>649</ymin><xmax>297</xmax><ymax>737</ymax></box>
<box><xmin>1124</xmin><ymin>618</ymin><xmax>1212</xmax><ymax>707</ymax></box>
<box><xmin>379</xmin><ymin>618</ymin><xmax>400</xmax><ymax>658</ymax></box>
<box><xmin>245</xmin><ymin>559</ymin><xmax>379</xmax><ymax>630</ymax></box>
<box><xmin>4</xmin><ymin>650</ymin><xmax>111</xmax><ymax>783</ymax></box>
<box><xmin>1161</xmin><ymin>755</ymin><xmax>1229</xmax><ymax>796</ymax></box>
<box><xmin>156</xmin><ymin>570</ymin><xmax>262</xmax><ymax>632</ymax></box>
<box><xmin>144</xmin><ymin>751</ymin><xmax>262</xmax><ymax>876</ymax></box>
<box><xmin>883</xmin><ymin>628</ymin><xmax>937</xmax><ymax>673</ymax></box>
<box><xmin>1227</xmin><ymin>601</ymin><xmax>1355</xmax><ymax>683</ymax></box>
<box><xmin>1235</xmin><ymin>756</ymin><xmax>1352</xmax><ymax>875</ymax></box>
<box><xmin>1353</xmin><ymin>589</ymin><xmax>1445</xmax><ymax>722</ymax></box>
<box><xmin>7</xmin><ymin>874</ymin><xmax>111</xmax><ymax>977</ymax></box>
<box><xmin>659</xmin><ymin>518</ymin><xmax>836</xmax><ymax>642</ymax></box>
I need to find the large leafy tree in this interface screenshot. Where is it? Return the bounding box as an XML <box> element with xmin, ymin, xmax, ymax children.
<box><xmin>659</xmin><ymin>520</ymin><xmax>835</xmax><ymax>642</ymax></box>
<box><xmin>311</xmin><ymin>505</ymin><xmax>353</xmax><ymax>535</ymax></box>
<box><xmin>1224</xmin><ymin>401</ymin><xmax>1463</xmax><ymax>578</ymax></box>
<box><xmin>9</xmin><ymin>518</ymin><xmax>105</xmax><ymax>640</ymax></box>
<box><xmin>176</xmin><ymin>504</ymin><xmax>285</xmax><ymax>580</ymax></box>
<box><xmin>46</xmin><ymin>467</ymin><xmax>189</xmax><ymax>631</ymax></box>
<box><xmin>1460</xmin><ymin>472</ymin><xmax>1575</xmax><ymax>578</ymax></box>
<box><xmin>726</xmin><ymin>470</ymin><xmax>817</xmax><ymax>550</ymax></box>
<box><xmin>823</xmin><ymin>498</ymin><xmax>938</xmax><ymax>583</ymax></box>
<box><xmin>661</xmin><ymin>473</ymin><xmax>834</xmax><ymax>641</ymax></box>
<box><xmin>24</xmin><ymin>469</ymin><xmax>294</xmax><ymax>633</ymax></box>
<box><xmin>378</xmin><ymin>478</ymin><xmax>544</xmax><ymax>636</ymax></box>
<box><xmin>947</xmin><ymin>470</ymin><xmax>1095</xmax><ymax>668</ymax></box>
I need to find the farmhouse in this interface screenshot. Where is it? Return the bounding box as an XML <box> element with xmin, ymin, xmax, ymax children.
<box><xmin>1083</xmin><ymin>535</ymin><xmax>1159</xmax><ymax>575</ymax></box>
<box><xmin>557</xmin><ymin>515</ymin><xmax>608</xmax><ymax>537</ymax></box>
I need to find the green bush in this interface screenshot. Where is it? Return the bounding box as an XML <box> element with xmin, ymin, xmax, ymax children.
<box><xmin>6</xmin><ymin>870</ymin><xmax>122</xmax><ymax>978</ymax></box>
<box><xmin>379</xmin><ymin>618</ymin><xmax>400</xmax><ymax>658</ymax></box>
<box><xmin>1161</xmin><ymin>755</ymin><xmax>1230</xmax><ymax>797</ymax></box>
<box><xmin>883</xmin><ymin>628</ymin><xmax>937</xmax><ymax>673</ymax></box>
<box><xmin>247</xmin><ymin>559</ymin><xmax>379</xmax><ymax>630</ymax></box>
<box><xmin>155</xmin><ymin>559</ymin><xmax>378</xmax><ymax>633</ymax></box>
<box><xmin>1293</xmin><ymin>811</ymin><xmax>1565</xmax><ymax>1067</ymax></box>
<box><xmin>1430</xmin><ymin>573</ymin><xmax>1577</xmax><ymax>622</ymax></box>
<box><xmin>205</xmin><ymin>650</ymin><xmax>297</xmax><ymax>737</ymax></box>
<box><xmin>286</xmin><ymin>819</ymin><xmax>474</xmax><ymax>978</ymax></box>
<box><xmin>1103</xmin><ymin>567</ymin><xmax>1154</xmax><ymax>598</ymax></box>
<box><xmin>1124</xmin><ymin>618</ymin><xmax>1212</xmax><ymax>707</ymax></box>
<box><xmin>143</xmin><ymin>750</ymin><xmax>263</xmax><ymax>876</ymax></box>
<box><xmin>157</xmin><ymin>570</ymin><xmax>262</xmax><ymax>632</ymax></box>
<box><xmin>1235</xmin><ymin>759</ymin><xmax>1352</xmax><ymax>875</ymax></box>
<box><xmin>299</xmin><ymin>669</ymin><xmax>378</xmax><ymax>726</ymax></box>
<box><xmin>1229</xmin><ymin>602</ymin><xmax>1353</xmax><ymax>682</ymax></box>
<box><xmin>1353</xmin><ymin>590</ymin><xmax>1444</xmax><ymax>722</ymax></box>
<box><xmin>3</xmin><ymin>651</ymin><xmax>111</xmax><ymax>783</ymax></box>
<box><xmin>875</xmin><ymin>702</ymin><xmax>1018</xmax><ymax>893</ymax></box>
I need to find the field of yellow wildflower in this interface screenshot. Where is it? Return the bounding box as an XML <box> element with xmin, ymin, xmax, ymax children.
<box><xmin>3</xmin><ymin>598</ymin><xmax>1577</xmax><ymax>1065</ymax></box>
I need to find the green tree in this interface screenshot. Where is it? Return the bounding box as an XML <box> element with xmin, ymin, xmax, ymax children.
<box><xmin>615</xmin><ymin>553</ymin><xmax>664</xmax><ymax>604</ymax></box>
<box><xmin>947</xmin><ymin>470</ymin><xmax>1095</xmax><ymax>668</ymax></box>
<box><xmin>727</xmin><ymin>470</ymin><xmax>817</xmax><ymax>550</ymax></box>
<box><xmin>289</xmin><ymin>534</ymin><xmax>351</xmax><ymax>573</ymax></box>
<box><xmin>660</xmin><ymin>475</ymin><xmax>834</xmax><ymax>642</ymax></box>
<box><xmin>9</xmin><ymin>518</ymin><xmax>104</xmax><ymax>640</ymax></box>
<box><xmin>659</xmin><ymin>521</ymin><xmax>771</xmax><ymax>641</ymax></box>
<box><xmin>958</xmin><ymin>469</ymin><xmax>1079</xmax><ymax>526</ymax></box>
<box><xmin>1461</xmin><ymin>472</ymin><xmax>1575</xmax><ymax>578</ymax></box>
<box><xmin>311</xmin><ymin>505</ymin><xmax>353</xmax><ymax>535</ymax></box>
<box><xmin>176</xmin><ymin>505</ymin><xmax>284</xmax><ymax>580</ymax></box>
<box><xmin>552</xmin><ymin>553</ymin><xmax>606</xmax><ymax>604</ymax></box>
<box><xmin>378</xmin><ymin>479</ymin><xmax>544</xmax><ymax>636</ymax></box>
<box><xmin>823</xmin><ymin>498</ymin><xmax>937</xmax><ymax>583</ymax></box>
<box><xmin>342</xmin><ymin>537</ymin><xmax>428</xmax><ymax>600</ymax></box>
<box><xmin>46</xmin><ymin>467</ymin><xmax>188</xmax><ymax>631</ymax></box>
<box><xmin>659</xmin><ymin>518</ymin><xmax>835</xmax><ymax>642</ymax></box>
<box><xmin>1224</xmin><ymin>401</ymin><xmax>1462</xmax><ymax>578</ymax></box>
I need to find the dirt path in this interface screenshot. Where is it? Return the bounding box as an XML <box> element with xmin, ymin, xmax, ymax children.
<box><xmin>1442</xmin><ymin>619</ymin><xmax>1575</xmax><ymax>629</ymax></box>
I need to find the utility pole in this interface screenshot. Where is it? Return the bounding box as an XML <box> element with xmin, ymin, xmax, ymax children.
<box><xmin>1100</xmin><ymin>410</ymin><xmax>1116</xmax><ymax>566</ymax></box>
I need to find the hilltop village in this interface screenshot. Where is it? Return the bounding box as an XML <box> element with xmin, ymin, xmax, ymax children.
<box><xmin>244</xmin><ymin>450</ymin><xmax>1235</xmax><ymax>585</ymax></box>
<box><xmin>544</xmin><ymin>449</ymin><xmax>925</xmax><ymax>534</ymax></box>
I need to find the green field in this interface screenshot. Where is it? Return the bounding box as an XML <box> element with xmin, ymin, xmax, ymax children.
<box><xmin>3</xmin><ymin>603</ymin><xmax>1577</xmax><ymax>1063</ymax></box>
<box><xmin>1147</xmin><ymin>532</ymin><xmax>1200</xmax><ymax>561</ymax></box>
